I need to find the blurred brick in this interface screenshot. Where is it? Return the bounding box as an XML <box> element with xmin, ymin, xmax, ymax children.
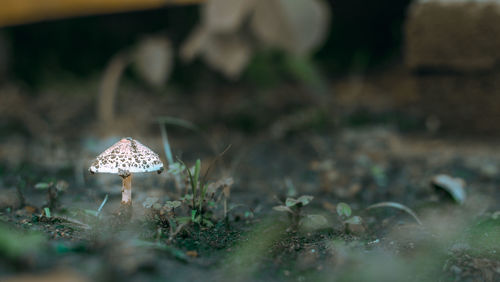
<box><xmin>405</xmin><ymin>0</ymin><xmax>500</xmax><ymax>133</ymax></box>
<box><xmin>406</xmin><ymin>0</ymin><xmax>500</xmax><ymax>71</ymax></box>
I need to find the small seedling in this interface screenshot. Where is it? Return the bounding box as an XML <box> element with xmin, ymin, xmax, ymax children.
<box><xmin>35</xmin><ymin>180</ymin><xmax>68</xmax><ymax>210</ymax></box>
<box><xmin>182</xmin><ymin>159</ymin><xmax>214</xmax><ymax>227</ymax></box>
<box><xmin>142</xmin><ymin>143</ymin><xmax>233</xmax><ymax>242</ymax></box>
<box><xmin>335</xmin><ymin>202</ymin><xmax>364</xmax><ymax>234</ymax></box>
<box><xmin>164</xmin><ymin>200</ymin><xmax>182</xmax><ymax>212</ymax></box>
<box><xmin>174</xmin><ymin>146</ymin><xmax>232</xmax><ymax>228</ymax></box>
<box><xmin>158</xmin><ymin>116</ymin><xmax>200</xmax><ymax>193</ymax></box>
<box><xmin>142</xmin><ymin>197</ymin><xmax>183</xmax><ymax>227</ymax></box>
<box><xmin>207</xmin><ymin>177</ymin><xmax>234</xmax><ymax>225</ymax></box>
<box><xmin>336</xmin><ymin>202</ymin><xmax>352</xmax><ymax>218</ymax></box>
<box><xmin>274</xmin><ymin>195</ymin><xmax>317</xmax><ymax>228</ymax></box>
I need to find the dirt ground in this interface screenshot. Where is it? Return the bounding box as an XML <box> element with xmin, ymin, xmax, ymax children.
<box><xmin>1</xmin><ymin>69</ymin><xmax>500</xmax><ymax>282</ymax></box>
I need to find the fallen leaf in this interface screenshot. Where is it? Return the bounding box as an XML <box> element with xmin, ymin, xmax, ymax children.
<box><xmin>431</xmin><ymin>174</ymin><xmax>467</xmax><ymax>205</ymax></box>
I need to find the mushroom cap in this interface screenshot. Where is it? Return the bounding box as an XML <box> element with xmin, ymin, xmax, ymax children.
<box><xmin>89</xmin><ymin>137</ymin><xmax>164</xmax><ymax>176</ymax></box>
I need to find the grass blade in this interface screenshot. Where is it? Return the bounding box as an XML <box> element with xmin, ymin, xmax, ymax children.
<box><xmin>366</xmin><ymin>201</ymin><xmax>423</xmax><ymax>225</ymax></box>
<box><xmin>96</xmin><ymin>194</ymin><xmax>109</xmax><ymax>216</ymax></box>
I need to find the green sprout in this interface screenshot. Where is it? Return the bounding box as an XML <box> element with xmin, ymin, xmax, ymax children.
<box><xmin>273</xmin><ymin>195</ymin><xmax>327</xmax><ymax>229</ymax></box>
<box><xmin>335</xmin><ymin>202</ymin><xmax>364</xmax><ymax>234</ymax></box>
<box><xmin>34</xmin><ymin>180</ymin><xmax>68</xmax><ymax>210</ymax></box>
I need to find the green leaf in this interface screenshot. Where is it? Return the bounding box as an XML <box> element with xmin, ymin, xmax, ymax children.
<box><xmin>202</xmin><ymin>219</ymin><xmax>214</xmax><ymax>227</ymax></box>
<box><xmin>44</xmin><ymin>207</ymin><xmax>51</xmax><ymax>218</ymax></box>
<box><xmin>301</xmin><ymin>214</ymin><xmax>328</xmax><ymax>230</ymax></box>
<box><xmin>176</xmin><ymin>217</ymin><xmax>192</xmax><ymax>224</ymax></box>
<box><xmin>166</xmin><ymin>162</ymin><xmax>186</xmax><ymax>175</ymax></box>
<box><xmin>191</xmin><ymin>209</ymin><xmax>197</xmax><ymax>221</ymax></box>
<box><xmin>35</xmin><ymin>182</ymin><xmax>51</xmax><ymax>190</ymax></box>
<box><xmin>199</xmin><ymin>183</ymin><xmax>207</xmax><ymax>212</ymax></box>
<box><xmin>297</xmin><ymin>195</ymin><xmax>314</xmax><ymax>206</ymax></box>
<box><xmin>273</xmin><ymin>205</ymin><xmax>293</xmax><ymax>213</ymax></box>
<box><xmin>193</xmin><ymin>159</ymin><xmax>201</xmax><ymax>192</ymax></box>
<box><xmin>0</xmin><ymin>224</ymin><xmax>45</xmax><ymax>259</ymax></box>
<box><xmin>165</xmin><ymin>201</ymin><xmax>181</xmax><ymax>210</ymax></box>
<box><xmin>336</xmin><ymin>202</ymin><xmax>352</xmax><ymax>217</ymax></box>
<box><xmin>193</xmin><ymin>215</ymin><xmax>201</xmax><ymax>224</ymax></box>
<box><xmin>178</xmin><ymin>158</ymin><xmax>197</xmax><ymax>209</ymax></box>
<box><xmin>142</xmin><ymin>197</ymin><xmax>160</xmax><ymax>209</ymax></box>
<box><xmin>83</xmin><ymin>209</ymin><xmax>99</xmax><ymax>217</ymax></box>
<box><xmin>285</xmin><ymin>198</ymin><xmax>299</xmax><ymax>207</ymax></box>
<box><xmin>344</xmin><ymin>215</ymin><xmax>362</xmax><ymax>225</ymax></box>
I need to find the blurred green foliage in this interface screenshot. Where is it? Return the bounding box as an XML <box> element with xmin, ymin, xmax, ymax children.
<box><xmin>0</xmin><ymin>224</ymin><xmax>45</xmax><ymax>259</ymax></box>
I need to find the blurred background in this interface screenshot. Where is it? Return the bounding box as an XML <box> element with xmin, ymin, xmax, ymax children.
<box><xmin>1</xmin><ymin>0</ymin><xmax>500</xmax><ymax>281</ymax></box>
<box><xmin>2</xmin><ymin>0</ymin><xmax>499</xmax><ymax>148</ymax></box>
<box><xmin>0</xmin><ymin>0</ymin><xmax>413</xmax><ymax>141</ymax></box>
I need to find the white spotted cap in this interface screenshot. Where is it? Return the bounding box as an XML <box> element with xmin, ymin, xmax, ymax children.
<box><xmin>89</xmin><ymin>137</ymin><xmax>164</xmax><ymax>176</ymax></box>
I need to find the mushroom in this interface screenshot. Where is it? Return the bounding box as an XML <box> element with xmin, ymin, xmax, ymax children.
<box><xmin>89</xmin><ymin>137</ymin><xmax>164</xmax><ymax>206</ymax></box>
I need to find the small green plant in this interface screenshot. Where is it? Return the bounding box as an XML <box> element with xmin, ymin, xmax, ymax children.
<box><xmin>143</xmin><ymin>197</ymin><xmax>182</xmax><ymax>226</ymax></box>
<box><xmin>144</xmin><ymin>155</ymin><xmax>233</xmax><ymax>237</ymax></box>
<box><xmin>34</xmin><ymin>179</ymin><xmax>68</xmax><ymax>210</ymax></box>
<box><xmin>335</xmin><ymin>202</ymin><xmax>364</xmax><ymax>234</ymax></box>
<box><xmin>179</xmin><ymin>159</ymin><xmax>214</xmax><ymax>227</ymax></box>
<box><xmin>273</xmin><ymin>195</ymin><xmax>327</xmax><ymax>230</ymax></box>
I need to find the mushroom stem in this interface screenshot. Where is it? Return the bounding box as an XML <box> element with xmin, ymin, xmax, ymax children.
<box><xmin>121</xmin><ymin>174</ymin><xmax>132</xmax><ymax>205</ymax></box>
